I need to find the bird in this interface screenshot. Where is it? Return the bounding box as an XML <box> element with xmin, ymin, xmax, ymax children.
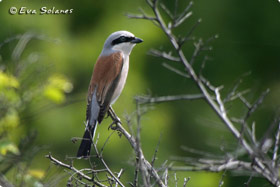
<box><xmin>77</xmin><ymin>31</ymin><xmax>143</xmax><ymax>158</ymax></box>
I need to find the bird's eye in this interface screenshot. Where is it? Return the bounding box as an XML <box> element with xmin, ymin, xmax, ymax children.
<box><xmin>119</xmin><ymin>36</ymin><xmax>126</xmax><ymax>42</ymax></box>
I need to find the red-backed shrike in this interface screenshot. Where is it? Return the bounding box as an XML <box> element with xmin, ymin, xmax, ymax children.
<box><xmin>77</xmin><ymin>31</ymin><xmax>143</xmax><ymax>157</ymax></box>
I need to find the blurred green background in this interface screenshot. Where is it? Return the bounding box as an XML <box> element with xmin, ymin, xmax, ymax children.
<box><xmin>0</xmin><ymin>0</ymin><xmax>280</xmax><ymax>186</ymax></box>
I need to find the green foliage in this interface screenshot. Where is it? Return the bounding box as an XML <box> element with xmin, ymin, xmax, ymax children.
<box><xmin>0</xmin><ymin>34</ymin><xmax>72</xmax><ymax>186</ymax></box>
<box><xmin>0</xmin><ymin>71</ymin><xmax>19</xmax><ymax>89</ymax></box>
<box><xmin>0</xmin><ymin>140</ymin><xmax>19</xmax><ymax>156</ymax></box>
<box><xmin>44</xmin><ymin>74</ymin><xmax>73</xmax><ymax>104</ymax></box>
<box><xmin>0</xmin><ymin>109</ymin><xmax>20</xmax><ymax>137</ymax></box>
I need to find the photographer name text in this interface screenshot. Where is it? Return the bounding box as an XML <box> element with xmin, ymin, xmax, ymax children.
<box><xmin>9</xmin><ymin>6</ymin><xmax>73</xmax><ymax>15</ymax></box>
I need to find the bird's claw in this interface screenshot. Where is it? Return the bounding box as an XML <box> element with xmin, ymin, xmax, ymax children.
<box><xmin>108</xmin><ymin>117</ymin><xmax>121</xmax><ymax>130</ymax></box>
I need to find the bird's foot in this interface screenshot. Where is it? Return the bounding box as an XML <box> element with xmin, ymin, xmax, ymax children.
<box><xmin>108</xmin><ymin>117</ymin><xmax>121</xmax><ymax>130</ymax></box>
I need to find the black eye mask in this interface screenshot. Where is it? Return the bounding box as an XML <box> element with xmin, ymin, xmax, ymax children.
<box><xmin>111</xmin><ymin>36</ymin><xmax>134</xmax><ymax>45</ymax></box>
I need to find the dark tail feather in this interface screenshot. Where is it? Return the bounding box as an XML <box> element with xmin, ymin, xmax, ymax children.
<box><xmin>77</xmin><ymin>122</ymin><xmax>97</xmax><ymax>158</ymax></box>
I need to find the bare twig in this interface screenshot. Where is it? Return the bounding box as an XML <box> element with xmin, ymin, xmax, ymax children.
<box><xmin>135</xmin><ymin>94</ymin><xmax>204</xmax><ymax>105</ymax></box>
<box><xmin>244</xmin><ymin>175</ymin><xmax>253</xmax><ymax>187</ymax></box>
<box><xmin>164</xmin><ymin>168</ymin><xmax>168</xmax><ymax>187</ymax></box>
<box><xmin>115</xmin><ymin>169</ymin><xmax>124</xmax><ymax>187</ymax></box>
<box><xmin>93</xmin><ymin>143</ymin><xmax>125</xmax><ymax>187</ymax></box>
<box><xmin>174</xmin><ymin>173</ymin><xmax>178</xmax><ymax>187</ymax></box>
<box><xmin>180</xmin><ymin>145</ymin><xmax>223</xmax><ymax>159</ymax></box>
<box><xmin>170</xmin><ymin>159</ymin><xmax>255</xmax><ymax>173</ymax></box>
<box><xmin>183</xmin><ymin>177</ymin><xmax>190</xmax><ymax>187</ymax></box>
<box><xmin>173</xmin><ymin>11</ymin><xmax>192</xmax><ymax>28</ymax></box>
<box><xmin>135</xmin><ymin>102</ymin><xmax>151</xmax><ymax>187</ymax></box>
<box><xmin>151</xmin><ymin>133</ymin><xmax>162</xmax><ymax>167</ymax></box>
<box><xmin>108</xmin><ymin>108</ymin><xmax>166</xmax><ymax>187</ymax></box>
<box><xmin>100</xmin><ymin>131</ymin><xmax>115</xmax><ymax>155</ymax></box>
<box><xmin>251</xmin><ymin>122</ymin><xmax>257</xmax><ymax>144</ymax></box>
<box><xmin>272</xmin><ymin>122</ymin><xmax>280</xmax><ymax>168</ymax></box>
<box><xmin>218</xmin><ymin>171</ymin><xmax>226</xmax><ymax>187</ymax></box>
<box><xmin>243</xmin><ymin>89</ymin><xmax>270</xmax><ymax>121</ymax></box>
<box><xmin>173</xmin><ymin>1</ymin><xmax>193</xmax><ymax>28</ymax></box>
<box><xmin>190</xmin><ymin>38</ymin><xmax>203</xmax><ymax>65</ymax></box>
<box><xmin>133</xmin><ymin>156</ymin><xmax>139</xmax><ymax>187</ymax></box>
<box><xmin>162</xmin><ymin>63</ymin><xmax>190</xmax><ymax>78</ymax></box>
<box><xmin>160</xmin><ymin>3</ymin><xmax>174</xmax><ymax>19</ymax></box>
<box><xmin>45</xmin><ymin>154</ymin><xmax>106</xmax><ymax>187</ymax></box>
<box><xmin>148</xmin><ymin>49</ymin><xmax>180</xmax><ymax>62</ymax></box>
<box><xmin>178</xmin><ymin>18</ymin><xmax>201</xmax><ymax>47</ymax></box>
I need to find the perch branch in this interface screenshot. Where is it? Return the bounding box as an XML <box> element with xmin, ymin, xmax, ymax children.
<box><xmin>108</xmin><ymin>107</ymin><xmax>166</xmax><ymax>187</ymax></box>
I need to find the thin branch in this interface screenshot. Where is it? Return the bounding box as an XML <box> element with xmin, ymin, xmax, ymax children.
<box><xmin>180</xmin><ymin>145</ymin><xmax>223</xmax><ymax>159</ymax></box>
<box><xmin>183</xmin><ymin>177</ymin><xmax>190</xmax><ymax>187</ymax></box>
<box><xmin>126</xmin><ymin>13</ymin><xmax>158</xmax><ymax>22</ymax></box>
<box><xmin>218</xmin><ymin>171</ymin><xmax>226</xmax><ymax>187</ymax></box>
<box><xmin>93</xmin><ymin>143</ymin><xmax>125</xmax><ymax>187</ymax></box>
<box><xmin>170</xmin><ymin>159</ymin><xmax>254</xmax><ymax>173</ymax></box>
<box><xmin>173</xmin><ymin>1</ymin><xmax>193</xmax><ymax>28</ymax></box>
<box><xmin>173</xmin><ymin>11</ymin><xmax>192</xmax><ymax>28</ymax></box>
<box><xmin>45</xmin><ymin>154</ymin><xmax>106</xmax><ymax>187</ymax></box>
<box><xmin>244</xmin><ymin>175</ymin><xmax>253</xmax><ymax>187</ymax></box>
<box><xmin>174</xmin><ymin>173</ymin><xmax>178</xmax><ymax>187</ymax></box>
<box><xmin>215</xmin><ymin>87</ymin><xmax>226</xmax><ymax>117</ymax></box>
<box><xmin>136</xmin><ymin>101</ymin><xmax>150</xmax><ymax>187</ymax></box>
<box><xmin>135</xmin><ymin>94</ymin><xmax>204</xmax><ymax>105</ymax></box>
<box><xmin>164</xmin><ymin>168</ymin><xmax>168</xmax><ymax>186</ymax></box>
<box><xmin>199</xmin><ymin>75</ymin><xmax>216</xmax><ymax>91</ymax></box>
<box><xmin>133</xmin><ymin>156</ymin><xmax>139</xmax><ymax>187</ymax></box>
<box><xmin>148</xmin><ymin>49</ymin><xmax>180</xmax><ymax>62</ymax></box>
<box><xmin>174</xmin><ymin>0</ymin><xmax>178</xmax><ymax>18</ymax></box>
<box><xmin>190</xmin><ymin>38</ymin><xmax>203</xmax><ymax>65</ymax></box>
<box><xmin>226</xmin><ymin>89</ymin><xmax>251</xmax><ymax>103</ymax></box>
<box><xmin>178</xmin><ymin>18</ymin><xmax>201</xmax><ymax>47</ymax></box>
<box><xmin>160</xmin><ymin>3</ymin><xmax>174</xmax><ymax>19</ymax></box>
<box><xmin>252</xmin><ymin>122</ymin><xmax>257</xmax><ymax>144</ymax></box>
<box><xmin>126</xmin><ymin>8</ymin><xmax>159</xmax><ymax>27</ymax></box>
<box><xmin>223</xmin><ymin>79</ymin><xmax>242</xmax><ymax>103</ymax></box>
<box><xmin>151</xmin><ymin>133</ymin><xmax>162</xmax><ymax>167</ymax></box>
<box><xmin>162</xmin><ymin>63</ymin><xmax>190</xmax><ymax>78</ymax></box>
<box><xmin>199</xmin><ymin>55</ymin><xmax>210</xmax><ymax>76</ymax></box>
<box><xmin>272</xmin><ymin>122</ymin><xmax>280</xmax><ymax>167</ymax></box>
<box><xmin>115</xmin><ymin>169</ymin><xmax>124</xmax><ymax>187</ymax></box>
<box><xmin>108</xmin><ymin>108</ymin><xmax>166</xmax><ymax>187</ymax></box>
<box><xmin>243</xmin><ymin>89</ymin><xmax>270</xmax><ymax>121</ymax></box>
<box><xmin>100</xmin><ymin>131</ymin><xmax>115</xmax><ymax>155</ymax></box>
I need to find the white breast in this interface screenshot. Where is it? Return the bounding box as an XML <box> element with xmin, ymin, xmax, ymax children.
<box><xmin>110</xmin><ymin>55</ymin><xmax>129</xmax><ymax>104</ymax></box>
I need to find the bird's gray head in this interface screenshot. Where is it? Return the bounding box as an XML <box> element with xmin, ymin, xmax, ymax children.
<box><xmin>102</xmin><ymin>31</ymin><xmax>143</xmax><ymax>56</ymax></box>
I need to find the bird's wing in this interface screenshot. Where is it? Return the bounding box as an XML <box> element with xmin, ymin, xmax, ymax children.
<box><xmin>86</xmin><ymin>52</ymin><xmax>124</xmax><ymax>124</ymax></box>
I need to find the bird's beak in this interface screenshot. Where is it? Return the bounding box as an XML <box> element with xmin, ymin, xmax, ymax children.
<box><xmin>131</xmin><ymin>37</ymin><xmax>143</xmax><ymax>44</ymax></box>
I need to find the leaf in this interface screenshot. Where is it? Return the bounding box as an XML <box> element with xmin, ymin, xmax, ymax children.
<box><xmin>43</xmin><ymin>74</ymin><xmax>73</xmax><ymax>104</ymax></box>
<box><xmin>0</xmin><ymin>109</ymin><xmax>20</xmax><ymax>134</ymax></box>
<box><xmin>48</xmin><ymin>74</ymin><xmax>73</xmax><ymax>93</ymax></box>
<box><xmin>28</xmin><ymin>169</ymin><xmax>45</xmax><ymax>179</ymax></box>
<box><xmin>0</xmin><ymin>71</ymin><xmax>19</xmax><ymax>89</ymax></box>
<box><xmin>44</xmin><ymin>86</ymin><xmax>65</xmax><ymax>104</ymax></box>
<box><xmin>0</xmin><ymin>140</ymin><xmax>20</xmax><ymax>155</ymax></box>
